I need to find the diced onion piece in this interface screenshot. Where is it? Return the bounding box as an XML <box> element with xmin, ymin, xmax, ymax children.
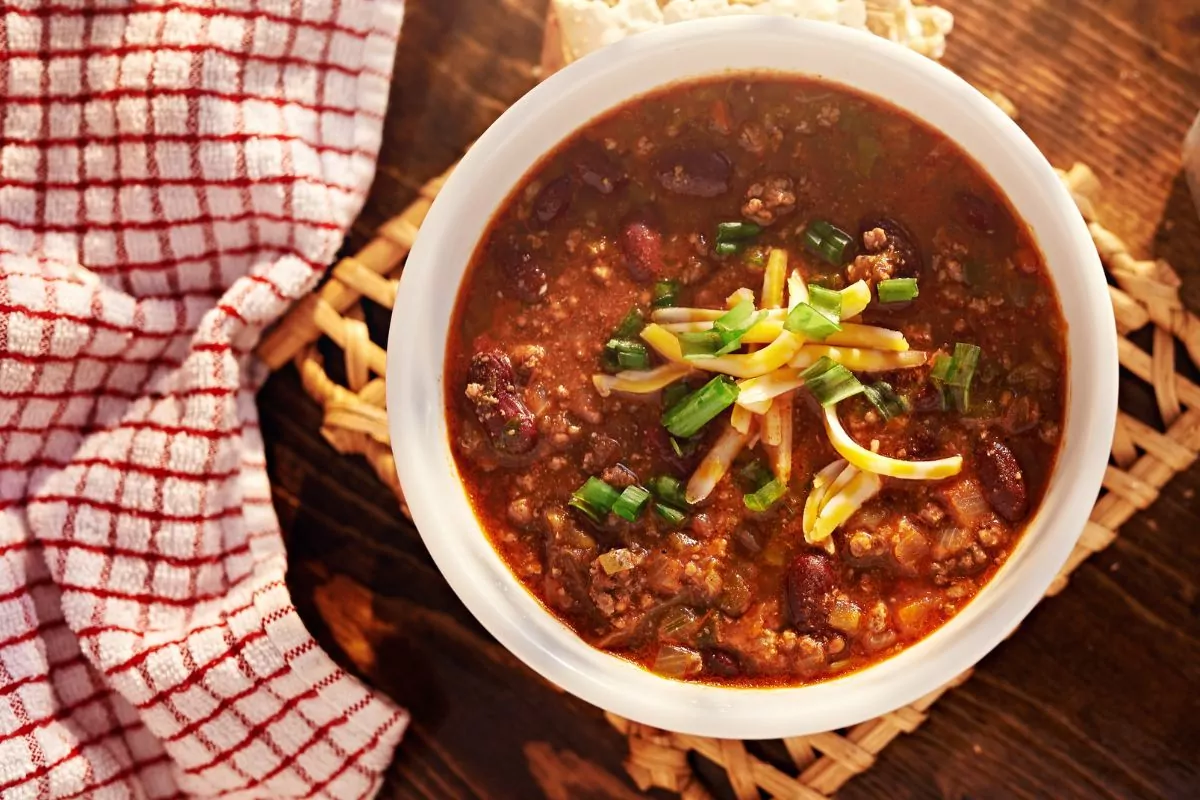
<box><xmin>730</xmin><ymin>403</ymin><xmax>754</xmax><ymax>434</ymax></box>
<box><xmin>727</xmin><ymin>287</ymin><xmax>756</xmax><ymax>309</ymax></box>
<box><xmin>824</xmin><ymin>406</ymin><xmax>963</xmax><ymax>479</ymax></box>
<box><xmin>802</xmin><ymin>459</ymin><xmax>848</xmax><ymax>536</ymax></box>
<box><xmin>840</xmin><ymin>280</ymin><xmax>871</xmax><ymax>318</ymax></box>
<box><xmin>640</xmin><ymin>323</ymin><xmax>685</xmax><ymax>363</ymax></box>
<box><xmin>653</xmin><ymin>644</ymin><xmax>703</xmax><ymax>678</ymax></box>
<box><xmin>764</xmin><ymin>394</ymin><xmax>794</xmax><ymax>484</ymax></box>
<box><xmin>736</xmin><ymin>367</ymin><xmax>803</xmax><ymax>409</ymax></box>
<box><xmin>762</xmin><ymin>249</ymin><xmax>788</xmax><ymax>309</ymax></box>
<box><xmin>762</xmin><ymin>402</ymin><xmax>783</xmax><ymax>447</ymax></box>
<box><xmin>598</xmin><ymin>548</ymin><xmax>638</xmax><ymax>575</ymax></box>
<box><xmin>685</xmin><ymin>422</ymin><xmax>749</xmax><ymax>504</ymax></box>
<box><xmin>825</xmin><ymin>323</ymin><xmax>909</xmax><ymax>351</ymax></box>
<box><xmin>685</xmin><ymin>330</ymin><xmax>804</xmax><ymax>379</ymax></box>
<box><xmin>809</xmin><ymin>470</ymin><xmax>884</xmax><ymax>543</ymax></box>
<box><xmin>790</xmin><ymin>345</ymin><xmax>928</xmax><ymax>372</ymax></box>
<box><xmin>593</xmin><ymin>363</ymin><xmax>692</xmax><ymax>397</ymax></box>
<box><xmin>786</xmin><ymin>269</ymin><xmax>809</xmax><ymax>311</ymax></box>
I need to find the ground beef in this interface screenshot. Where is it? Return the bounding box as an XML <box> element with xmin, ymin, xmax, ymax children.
<box><xmin>741</xmin><ymin>175</ymin><xmax>797</xmax><ymax>226</ymax></box>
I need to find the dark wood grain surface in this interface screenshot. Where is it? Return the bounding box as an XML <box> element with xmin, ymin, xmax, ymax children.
<box><xmin>258</xmin><ymin>2</ymin><xmax>1200</xmax><ymax>797</ymax></box>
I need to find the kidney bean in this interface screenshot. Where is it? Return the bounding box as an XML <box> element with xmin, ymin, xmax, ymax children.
<box><xmin>492</xmin><ymin>240</ymin><xmax>548</xmax><ymax>303</ymax></box>
<box><xmin>654</xmin><ymin>146</ymin><xmax>732</xmax><ymax>197</ymax></box>
<box><xmin>702</xmin><ymin>648</ymin><xmax>742</xmax><ymax>678</ymax></box>
<box><xmin>976</xmin><ymin>436</ymin><xmax>1028</xmax><ymax>522</ymax></box>
<box><xmin>955</xmin><ymin>191</ymin><xmax>999</xmax><ymax>234</ymax></box>
<box><xmin>619</xmin><ymin>218</ymin><xmax>663</xmax><ymax>282</ymax></box>
<box><xmin>857</xmin><ymin>215</ymin><xmax>922</xmax><ymax>276</ymax></box>
<box><xmin>571</xmin><ymin>141</ymin><xmax>627</xmax><ymax>195</ymax></box>
<box><xmin>785</xmin><ymin>552</ymin><xmax>836</xmax><ymax>633</ymax></box>
<box><xmin>532</xmin><ymin>175</ymin><xmax>573</xmax><ymax>224</ymax></box>
<box><xmin>466</xmin><ymin>350</ymin><xmax>538</xmax><ymax>455</ymax></box>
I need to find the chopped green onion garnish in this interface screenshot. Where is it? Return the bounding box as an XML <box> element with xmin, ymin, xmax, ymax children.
<box><xmin>808</xmin><ymin>284</ymin><xmax>843</xmax><ymax>321</ymax></box>
<box><xmin>669</xmin><ymin>437</ymin><xmax>686</xmax><ymax>458</ymax></box>
<box><xmin>649</xmin><ymin>475</ymin><xmax>689</xmax><ymax>509</ymax></box>
<box><xmin>714</xmin><ymin>241</ymin><xmax>740</xmax><ymax>257</ymax></box>
<box><xmin>679</xmin><ymin>330</ymin><xmax>723</xmax><ymax>358</ymax></box>
<box><xmin>570</xmin><ymin>477</ymin><xmax>621</xmax><ymax>522</ymax></box>
<box><xmin>712</xmin><ymin>299</ymin><xmax>765</xmax><ymax>355</ymax></box>
<box><xmin>784</xmin><ymin>304</ymin><xmax>841</xmax><ymax>340</ymax></box>
<box><xmin>744</xmin><ymin>478</ymin><xmax>787</xmax><ymax>512</ymax></box>
<box><xmin>655</xmin><ymin>503</ymin><xmax>687</xmax><ymax>527</ymax></box>
<box><xmin>929</xmin><ymin>343</ymin><xmax>983</xmax><ymax>412</ymax></box>
<box><xmin>598</xmin><ymin>548</ymin><xmax>638</xmax><ymax>575</ymax></box>
<box><xmin>800</xmin><ymin>356</ymin><xmax>865</xmax><ymax>407</ymax></box>
<box><xmin>802</xmin><ymin>220</ymin><xmax>855</xmax><ymax>266</ymax></box>
<box><xmin>736</xmin><ymin>459</ymin><xmax>774</xmax><ymax>492</ymax></box>
<box><xmin>863</xmin><ymin>381</ymin><xmax>910</xmax><ymax>421</ymax></box>
<box><xmin>652</xmin><ymin>280</ymin><xmax>681</xmax><ymax>309</ymax></box>
<box><xmin>662</xmin><ymin>382</ymin><xmax>690</xmax><ymax>410</ymax></box>
<box><xmin>929</xmin><ymin>354</ymin><xmax>954</xmax><ymax>384</ymax></box>
<box><xmin>716</xmin><ymin>221</ymin><xmax>763</xmax><ymax>243</ymax></box>
<box><xmin>878</xmin><ymin>278</ymin><xmax>919</xmax><ymax>304</ymax></box>
<box><xmin>612</xmin><ymin>485</ymin><xmax>652</xmax><ymax>522</ymax></box>
<box><xmin>613</xmin><ymin>307</ymin><xmax>644</xmax><ymax>338</ymax></box>
<box><xmin>662</xmin><ymin>375</ymin><xmax>740</xmax><ymax>438</ymax></box>
<box><xmin>605</xmin><ymin>338</ymin><xmax>650</xmax><ymax>370</ymax></box>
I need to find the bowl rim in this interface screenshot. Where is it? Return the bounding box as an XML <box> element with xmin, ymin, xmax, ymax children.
<box><xmin>387</xmin><ymin>16</ymin><xmax>1118</xmax><ymax>739</ymax></box>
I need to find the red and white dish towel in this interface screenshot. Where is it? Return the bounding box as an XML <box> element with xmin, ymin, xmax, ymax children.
<box><xmin>0</xmin><ymin>0</ymin><xmax>408</xmax><ymax>796</ymax></box>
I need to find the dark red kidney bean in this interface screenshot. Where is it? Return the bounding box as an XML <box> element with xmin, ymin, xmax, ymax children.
<box><xmin>619</xmin><ymin>218</ymin><xmax>663</xmax><ymax>282</ymax></box>
<box><xmin>532</xmin><ymin>175</ymin><xmax>573</xmax><ymax>224</ymax></box>
<box><xmin>976</xmin><ymin>436</ymin><xmax>1028</xmax><ymax>522</ymax></box>
<box><xmin>467</xmin><ymin>351</ymin><xmax>538</xmax><ymax>455</ymax></box>
<box><xmin>785</xmin><ymin>552</ymin><xmax>836</xmax><ymax>634</ymax></box>
<box><xmin>701</xmin><ymin>648</ymin><xmax>741</xmax><ymax>678</ymax></box>
<box><xmin>492</xmin><ymin>240</ymin><xmax>548</xmax><ymax>303</ymax></box>
<box><xmin>654</xmin><ymin>146</ymin><xmax>732</xmax><ymax>197</ymax></box>
<box><xmin>956</xmin><ymin>191</ymin><xmax>999</xmax><ymax>234</ymax></box>
<box><xmin>858</xmin><ymin>216</ymin><xmax>921</xmax><ymax>276</ymax></box>
<box><xmin>572</xmin><ymin>141</ymin><xmax>627</xmax><ymax>195</ymax></box>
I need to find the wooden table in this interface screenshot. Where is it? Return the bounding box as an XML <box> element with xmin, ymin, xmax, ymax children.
<box><xmin>257</xmin><ymin>2</ymin><xmax>1200</xmax><ymax>797</ymax></box>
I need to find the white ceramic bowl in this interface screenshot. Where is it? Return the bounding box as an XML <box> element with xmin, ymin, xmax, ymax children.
<box><xmin>387</xmin><ymin>17</ymin><xmax>1117</xmax><ymax>738</ymax></box>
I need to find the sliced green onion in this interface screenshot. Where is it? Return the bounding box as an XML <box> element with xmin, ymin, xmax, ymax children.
<box><xmin>659</xmin><ymin>606</ymin><xmax>700</xmax><ymax>640</ymax></box>
<box><xmin>801</xmin><ymin>356</ymin><xmax>865</xmax><ymax>407</ymax></box>
<box><xmin>662</xmin><ymin>382</ymin><xmax>690</xmax><ymax>411</ymax></box>
<box><xmin>863</xmin><ymin>381</ymin><xmax>910</xmax><ymax>421</ymax></box>
<box><xmin>736</xmin><ymin>459</ymin><xmax>774</xmax><ymax>492</ymax></box>
<box><xmin>784</xmin><ymin>303</ymin><xmax>842</xmax><ymax>340</ymax></box>
<box><xmin>716</xmin><ymin>221</ymin><xmax>763</xmax><ymax>243</ymax></box>
<box><xmin>878</xmin><ymin>278</ymin><xmax>919</xmax><ymax>304</ymax></box>
<box><xmin>808</xmin><ymin>284</ymin><xmax>843</xmax><ymax>322</ymax></box>
<box><xmin>662</xmin><ymin>375</ymin><xmax>740</xmax><ymax>438</ymax></box>
<box><xmin>679</xmin><ymin>330</ymin><xmax>723</xmax><ymax>358</ymax></box>
<box><xmin>655</xmin><ymin>503</ymin><xmax>687</xmax><ymax>527</ymax></box>
<box><xmin>598</xmin><ymin>548</ymin><xmax>637</xmax><ymax>575</ymax></box>
<box><xmin>744</xmin><ymin>478</ymin><xmax>787</xmax><ymax>512</ymax></box>
<box><xmin>570</xmin><ymin>476</ymin><xmax>621</xmax><ymax>522</ymax></box>
<box><xmin>653</xmin><ymin>644</ymin><xmax>703</xmax><ymax>678</ymax></box>
<box><xmin>802</xmin><ymin>220</ymin><xmax>855</xmax><ymax>266</ymax></box>
<box><xmin>711</xmin><ymin>299</ymin><xmax>765</xmax><ymax>355</ymax></box>
<box><xmin>613</xmin><ymin>307</ymin><xmax>644</xmax><ymax>338</ymax></box>
<box><xmin>649</xmin><ymin>475</ymin><xmax>689</xmax><ymax>509</ymax></box>
<box><xmin>930</xmin><ymin>354</ymin><xmax>954</xmax><ymax>384</ymax></box>
<box><xmin>929</xmin><ymin>343</ymin><xmax>983</xmax><ymax>412</ymax></box>
<box><xmin>714</xmin><ymin>241</ymin><xmax>740</xmax><ymax>257</ymax></box>
<box><xmin>612</xmin><ymin>485</ymin><xmax>651</xmax><ymax>522</ymax></box>
<box><xmin>605</xmin><ymin>338</ymin><xmax>650</xmax><ymax>370</ymax></box>
<box><xmin>669</xmin><ymin>437</ymin><xmax>686</xmax><ymax>458</ymax></box>
<box><xmin>652</xmin><ymin>280</ymin><xmax>681</xmax><ymax>309</ymax></box>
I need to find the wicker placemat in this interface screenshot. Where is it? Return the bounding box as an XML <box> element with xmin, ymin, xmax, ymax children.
<box><xmin>255</xmin><ymin>23</ymin><xmax>1200</xmax><ymax>794</ymax></box>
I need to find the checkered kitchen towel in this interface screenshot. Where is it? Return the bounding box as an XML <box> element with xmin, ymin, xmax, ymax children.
<box><xmin>0</xmin><ymin>0</ymin><xmax>407</xmax><ymax>796</ymax></box>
